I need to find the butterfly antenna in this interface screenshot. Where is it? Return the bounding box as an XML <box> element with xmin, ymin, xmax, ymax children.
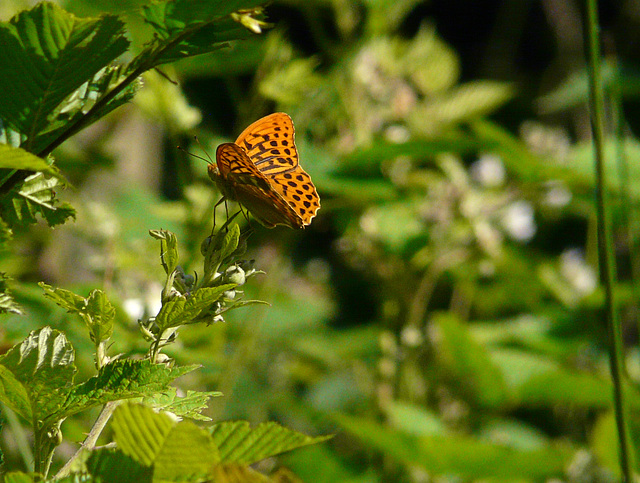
<box><xmin>193</xmin><ymin>135</ymin><xmax>216</xmax><ymax>166</ymax></box>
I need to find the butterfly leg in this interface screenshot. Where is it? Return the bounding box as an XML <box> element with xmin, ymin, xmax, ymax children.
<box><xmin>212</xmin><ymin>196</ymin><xmax>227</xmax><ymax>233</ymax></box>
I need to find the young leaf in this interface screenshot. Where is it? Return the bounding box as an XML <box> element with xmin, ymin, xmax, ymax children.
<box><xmin>154</xmin><ymin>284</ymin><xmax>236</xmax><ymax>330</ymax></box>
<box><xmin>112</xmin><ymin>402</ymin><xmax>219</xmax><ymax>480</ymax></box>
<box><xmin>143</xmin><ymin>387</ymin><xmax>222</xmax><ymax>421</ymax></box>
<box><xmin>39</xmin><ymin>282</ymin><xmax>86</xmax><ymax>314</ymax></box>
<box><xmin>0</xmin><ymin>172</ymin><xmax>75</xmax><ymax>228</ymax></box>
<box><xmin>0</xmin><ymin>327</ymin><xmax>76</xmax><ymax>424</ymax></box>
<box><xmin>209</xmin><ymin>421</ymin><xmax>332</xmax><ymax>465</ymax></box>
<box><xmin>83</xmin><ymin>289</ymin><xmax>115</xmax><ymax>343</ymax></box>
<box><xmin>149</xmin><ymin>229</ymin><xmax>179</xmax><ymax>276</ymax></box>
<box><xmin>55</xmin><ymin>359</ymin><xmax>198</xmax><ymax>422</ymax></box>
<box><xmin>40</xmin><ymin>284</ymin><xmax>114</xmax><ymax>344</ymax></box>
<box><xmin>204</xmin><ymin>223</ymin><xmax>241</xmax><ymax>273</ymax></box>
<box><xmin>0</xmin><ymin>2</ymin><xmax>129</xmax><ymax>151</ymax></box>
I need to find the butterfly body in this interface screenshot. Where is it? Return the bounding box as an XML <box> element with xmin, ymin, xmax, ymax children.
<box><xmin>210</xmin><ymin>113</ymin><xmax>320</xmax><ymax>229</ymax></box>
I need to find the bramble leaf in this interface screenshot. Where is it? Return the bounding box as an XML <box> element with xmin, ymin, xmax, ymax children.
<box><xmin>210</xmin><ymin>421</ymin><xmax>332</xmax><ymax>465</ymax></box>
<box><xmin>112</xmin><ymin>402</ymin><xmax>219</xmax><ymax>480</ymax></box>
<box><xmin>143</xmin><ymin>387</ymin><xmax>222</xmax><ymax>421</ymax></box>
<box><xmin>56</xmin><ymin>359</ymin><xmax>199</xmax><ymax>423</ymax></box>
<box><xmin>0</xmin><ymin>327</ymin><xmax>76</xmax><ymax>424</ymax></box>
<box><xmin>0</xmin><ymin>172</ymin><xmax>75</xmax><ymax>228</ymax></box>
<box><xmin>0</xmin><ymin>2</ymin><xmax>129</xmax><ymax>152</ymax></box>
<box><xmin>149</xmin><ymin>229</ymin><xmax>179</xmax><ymax>276</ymax></box>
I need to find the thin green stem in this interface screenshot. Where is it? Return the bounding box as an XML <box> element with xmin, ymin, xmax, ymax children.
<box><xmin>585</xmin><ymin>0</ymin><xmax>635</xmax><ymax>480</ymax></box>
<box><xmin>55</xmin><ymin>401</ymin><xmax>121</xmax><ymax>479</ymax></box>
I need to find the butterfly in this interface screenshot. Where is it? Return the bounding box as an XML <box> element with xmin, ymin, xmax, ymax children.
<box><xmin>209</xmin><ymin>112</ymin><xmax>320</xmax><ymax>229</ymax></box>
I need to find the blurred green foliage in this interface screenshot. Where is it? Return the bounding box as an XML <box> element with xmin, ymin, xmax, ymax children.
<box><xmin>1</xmin><ymin>0</ymin><xmax>640</xmax><ymax>481</ymax></box>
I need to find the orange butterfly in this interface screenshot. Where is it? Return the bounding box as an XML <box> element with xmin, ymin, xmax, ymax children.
<box><xmin>209</xmin><ymin>113</ymin><xmax>320</xmax><ymax>229</ymax></box>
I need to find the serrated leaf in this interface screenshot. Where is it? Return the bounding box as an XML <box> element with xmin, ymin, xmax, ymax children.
<box><xmin>144</xmin><ymin>387</ymin><xmax>222</xmax><ymax>421</ymax></box>
<box><xmin>210</xmin><ymin>421</ymin><xmax>332</xmax><ymax>465</ymax></box>
<box><xmin>31</xmin><ymin>64</ymin><xmax>141</xmax><ymax>155</ymax></box>
<box><xmin>83</xmin><ymin>289</ymin><xmax>115</xmax><ymax>343</ymax></box>
<box><xmin>0</xmin><ymin>272</ymin><xmax>23</xmax><ymax>315</ymax></box>
<box><xmin>149</xmin><ymin>229</ymin><xmax>179</xmax><ymax>276</ymax></box>
<box><xmin>0</xmin><ymin>2</ymin><xmax>129</xmax><ymax>151</ymax></box>
<box><xmin>139</xmin><ymin>0</ymin><xmax>267</xmax><ymax>68</ymax></box>
<box><xmin>85</xmin><ymin>447</ymin><xmax>152</xmax><ymax>483</ymax></box>
<box><xmin>155</xmin><ymin>284</ymin><xmax>235</xmax><ymax>330</ymax></box>
<box><xmin>56</xmin><ymin>360</ymin><xmax>199</xmax><ymax>422</ymax></box>
<box><xmin>112</xmin><ymin>402</ymin><xmax>219</xmax><ymax>479</ymax></box>
<box><xmin>40</xmin><ymin>284</ymin><xmax>114</xmax><ymax>343</ymax></box>
<box><xmin>0</xmin><ymin>143</ymin><xmax>61</xmax><ymax>177</ymax></box>
<box><xmin>142</xmin><ymin>0</ymin><xmax>265</xmax><ymax>36</ymax></box>
<box><xmin>0</xmin><ymin>172</ymin><xmax>75</xmax><ymax>228</ymax></box>
<box><xmin>40</xmin><ymin>282</ymin><xmax>86</xmax><ymax>313</ymax></box>
<box><xmin>0</xmin><ymin>327</ymin><xmax>76</xmax><ymax>423</ymax></box>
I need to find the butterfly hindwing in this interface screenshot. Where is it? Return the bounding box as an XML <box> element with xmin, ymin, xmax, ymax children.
<box><xmin>215</xmin><ymin>142</ymin><xmax>303</xmax><ymax>228</ymax></box>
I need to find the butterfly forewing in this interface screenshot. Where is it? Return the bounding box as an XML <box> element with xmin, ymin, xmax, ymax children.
<box><xmin>235</xmin><ymin>112</ymin><xmax>300</xmax><ymax>175</ymax></box>
<box><xmin>235</xmin><ymin>113</ymin><xmax>320</xmax><ymax>226</ymax></box>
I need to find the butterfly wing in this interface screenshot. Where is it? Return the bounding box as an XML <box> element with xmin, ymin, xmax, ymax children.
<box><xmin>215</xmin><ymin>142</ymin><xmax>304</xmax><ymax>228</ymax></box>
<box><xmin>235</xmin><ymin>113</ymin><xmax>320</xmax><ymax>226</ymax></box>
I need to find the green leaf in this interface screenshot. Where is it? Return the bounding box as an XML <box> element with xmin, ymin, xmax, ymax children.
<box><xmin>0</xmin><ymin>143</ymin><xmax>61</xmax><ymax>177</ymax></box>
<box><xmin>83</xmin><ymin>289</ymin><xmax>115</xmax><ymax>343</ymax></box>
<box><xmin>149</xmin><ymin>229</ymin><xmax>179</xmax><ymax>276</ymax></box>
<box><xmin>210</xmin><ymin>421</ymin><xmax>332</xmax><ymax>465</ymax></box>
<box><xmin>40</xmin><ymin>284</ymin><xmax>114</xmax><ymax>344</ymax></box>
<box><xmin>0</xmin><ymin>172</ymin><xmax>75</xmax><ymax>228</ymax></box>
<box><xmin>155</xmin><ymin>284</ymin><xmax>236</xmax><ymax>330</ymax></box>
<box><xmin>0</xmin><ymin>272</ymin><xmax>23</xmax><ymax>315</ymax></box>
<box><xmin>143</xmin><ymin>387</ymin><xmax>222</xmax><ymax>421</ymax></box>
<box><xmin>409</xmin><ymin>80</ymin><xmax>514</xmax><ymax>134</ymax></box>
<box><xmin>39</xmin><ymin>282</ymin><xmax>86</xmax><ymax>314</ymax></box>
<box><xmin>56</xmin><ymin>360</ymin><xmax>198</xmax><ymax>422</ymax></box>
<box><xmin>432</xmin><ymin>312</ymin><xmax>509</xmax><ymax>408</ymax></box>
<box><xmin>0</xmin><ymin>2</ymin><xmax>129</xmax><ymax>151</ymax></box>
<box><xmin>31</xmin><ymin>63</ymin><xmax>141</xmax><ymax>156</ymax></box>
<box><xmin>217</xmin><ymin>223</ymin><xmax>241</xmax><ymax>265</ymax></box>
<box><xmin>112</xmin><ymin>402</ymin><xmax>219</xmax><ymax>480</ymax></box>
<box><xmin>334</xmin><ymin>413</ymin><xmax>573</xmax><ymax>480</ymax></box>
<box><xmin>85</xmin><ymin>447</ymin><xmax>152</xmax><ymax>483</ymax></box>
<box><xmin>140</xmin><ymin>0</ymin><xmax>266</xmax><ymax>67</ymax></box>
<box><xmin>339</xmin><ymin>135</ymin><xmax>479</xmax><ymax>177</ymax></box>
<box><xmin>0</xmin><ymin>327</ymin><xmax>76</xmax><ymax>424</ymax></box>
<box><xmin>142</xmin><ymin>0</ymin><xmax>265</xmax><ymax>35</ymax></box>
<box><xmin>4</xmin><ymin>472</ymin><xmax>37</xmax><ymax>483</ymax></box>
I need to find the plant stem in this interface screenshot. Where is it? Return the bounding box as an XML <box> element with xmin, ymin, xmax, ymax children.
<box><xmin>584</xmin><ymin>0</ymin><xmax>635</xmax><ymax>480</ymax></box>
<box><xmin>55</xmin><ymin>401</ymin><xmax>121</xmax><ymax>479</ymax></box>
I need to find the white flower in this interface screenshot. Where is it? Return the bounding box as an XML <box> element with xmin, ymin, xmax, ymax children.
<box><xmin>501</xmin><ymin>201</ymin><xmax>536</xmax><ymax>242</ymax></box>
